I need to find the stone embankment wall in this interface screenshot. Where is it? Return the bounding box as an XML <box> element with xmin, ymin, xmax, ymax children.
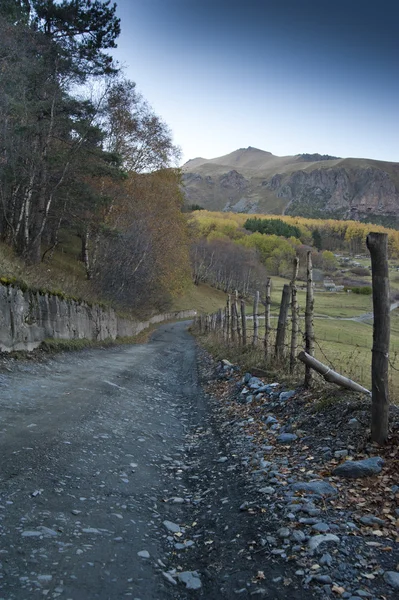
<box><xmin>0</xmin><ymin>282</ymin><xmax>196</xmax><ymax>352</ymax></box>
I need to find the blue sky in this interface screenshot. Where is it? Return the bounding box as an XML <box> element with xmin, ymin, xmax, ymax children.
<box><xmin>111</xmin><ymin>0</ymin><xmax>399</xmax><ymax>164</ymax></box>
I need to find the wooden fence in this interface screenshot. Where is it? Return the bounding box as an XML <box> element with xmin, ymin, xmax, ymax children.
<box><xmin>194</xmin><ymin>234</ymin><xmax>391</xmax><ymax>445</ymax></box>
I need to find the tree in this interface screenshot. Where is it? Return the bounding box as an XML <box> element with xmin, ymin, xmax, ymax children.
<box><xmin>0</xmin><ymin>1</ymin><xmax>120</xmax><ymax>263</ymax></box>
<box><xmin>103</xmin><ymin>79</ymin><xmax>181</xmax><ymax>172</ymax></box>
<box><xmin>322</xmin><ymin>250</ymin><xmax>338</xmax><ymax>272</ymax></box>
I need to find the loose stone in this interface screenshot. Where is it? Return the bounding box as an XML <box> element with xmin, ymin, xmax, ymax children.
<box><xmin>332</xmin><ymin>457</ymin><xmax>384</xmax><ymax>478</ymax></box>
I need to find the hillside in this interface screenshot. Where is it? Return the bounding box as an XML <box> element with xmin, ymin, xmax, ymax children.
<box><xmin>182</xmin><ymin>147</ymin><xmax>399</xmax><ymax>225</ymax></box>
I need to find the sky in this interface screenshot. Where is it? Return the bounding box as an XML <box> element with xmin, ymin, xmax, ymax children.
<box><xmin>111</xmin><ymin>0</ymin><xmax>399</xmax><ymax>164</ymax></box>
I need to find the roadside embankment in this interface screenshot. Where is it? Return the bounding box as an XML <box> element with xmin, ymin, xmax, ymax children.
<box><xmin>0</xmin><ymin>281</ymin><xmax>196</xmax><ymax>352</ymax></box>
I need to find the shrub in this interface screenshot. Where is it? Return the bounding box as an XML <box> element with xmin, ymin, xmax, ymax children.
<box><xmin>350</xmin><ymin>267</ymin><xmax>370</xmax><ymax>276</ymax></box>
<box><xmin>345</xmin><ymin>286</ymin><xmax>372</xmax><ymax>295</ymax></box>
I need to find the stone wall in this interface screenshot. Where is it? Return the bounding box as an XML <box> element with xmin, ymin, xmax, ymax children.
<box><xmin>0</xmin><ymin>282</ymin><xmax>196</xmax><ymax>352</ymax></box>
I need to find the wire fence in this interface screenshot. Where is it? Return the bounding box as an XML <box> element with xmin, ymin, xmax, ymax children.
<box><xmin>193</xmin><ymin>257</ymin><xmax>399</xmax><ymax>397</ymax></box>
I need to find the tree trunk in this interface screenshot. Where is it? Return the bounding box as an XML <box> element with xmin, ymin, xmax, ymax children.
<box><xmin>367</xmin><ymin>232</ymin><xmax>390</xmax><ymax>444</ymax></box>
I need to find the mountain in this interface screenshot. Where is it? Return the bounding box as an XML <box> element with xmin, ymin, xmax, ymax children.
<box><xmin>182</xmin><ymin>147</ymin><xmax>399</xmax><ymax>225</ymax></box>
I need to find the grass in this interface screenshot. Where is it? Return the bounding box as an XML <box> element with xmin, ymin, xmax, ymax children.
<box><xmin>171</xmin><ymin>283</ymin><xmax>228</xmax><ymax>314</ymax></box>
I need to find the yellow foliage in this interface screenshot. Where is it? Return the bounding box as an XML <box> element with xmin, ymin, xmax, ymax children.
<box><xmin>191</xmin><ymin>210</ymin><xmax>399</xmax><ymax>258</ymax></box>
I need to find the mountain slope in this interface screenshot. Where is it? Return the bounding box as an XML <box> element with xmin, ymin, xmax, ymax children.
<box><xmin>182</xmin><ymin>147</ymin><xmax>399</xmax><ymax>224</ymax></box>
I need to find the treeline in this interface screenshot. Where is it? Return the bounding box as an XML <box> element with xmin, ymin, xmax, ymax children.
<box><xmin>0</xmin><ymin>1</ymin><xmax>190</xmax><ymax>312</ymax></box>
<box><xmin>244</xmin><ymin>217</ymin><xmax>301</xmax><ymax>239</ymax></box>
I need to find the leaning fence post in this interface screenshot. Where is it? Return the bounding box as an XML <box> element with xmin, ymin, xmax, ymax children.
<box><xmin>290</xmin><ymin>257</ymin><xmax>299</xmax><ymax>373</ymax></box>
<box><xmin>304</xmin><ymin>251</ymin><xmax>315</xmax><ymax>387</ymax></box>
<box><xmin>275</xmin><ymin>284</ymin><xmax>290</xmax><ymax>360</ymax></box>
<box><xmin>253</xmin><ymin>290</ymin><xmax>260</xmax><ymax>347</ymax></box>
<box><xmin>367</xmin><ymin>232</ymin><xmax>390</xmax><ymax>445</ymax></box>
<box><xmin>264</xmin><ymin>277</ymin><xmax>272</xmax><ymax>361</ymax></box>
<box><xmin>241</xmin><ymin>299</ymin><xmax>247</xmax><ymax>346</ymax></box>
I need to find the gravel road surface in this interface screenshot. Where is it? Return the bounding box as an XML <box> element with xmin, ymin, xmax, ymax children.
<box><xmin>0</xmin><ymin>322</ymin><xmax>313</xmax><ymax>599</ymax></box>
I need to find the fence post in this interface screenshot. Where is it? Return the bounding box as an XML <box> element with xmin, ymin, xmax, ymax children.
<box><xmin>275</xmin><ymin>284</ymin><xmax>290</xmax><ymax>360</ymax></box>
<box><xmin>241</xmin><ymin>299</ymin><xmax>247</xmax><ymax>346</ymax></box>
<box><xmin>264</xmin><ymin>277</ymin><xmax>271</xmax><ymax>361</ymax></box>
<box><xmin>253</xmin><ymin>290</ymin><xmax>260</xmax><ymax>347</ymax></box>
<box><xmin>226</xmin><ymin>295</ymin><xmax>231</xmax><ymax>343</ymax></box>
<box><xmin>290</xmin><ymin>257</ymin><xmax>299</xmax><ymax>373</ymax></box>
<box><xmin>234</xmin><ymin>290</ymin><xmax>241</xmax><ymax>344</ymax></box>
<box><xmin>304</xmin><ymin>251</ymin><xmax>315</xmax><ymax>387</ymax></box>
<box><xmin>367</xmin><ymin>232</ymin><xmax>390</xmax><ymax>444</ymax></box>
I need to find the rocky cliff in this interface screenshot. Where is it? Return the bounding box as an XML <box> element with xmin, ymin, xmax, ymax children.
<box><xmin>182</xmin><ymin>148</ymin><xmax>399</xmax><ymax>224</ymax></box>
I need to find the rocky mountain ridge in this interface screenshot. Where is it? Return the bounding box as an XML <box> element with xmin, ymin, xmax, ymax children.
<box><xmin>182</xmin><ymin>147</ymin><xmax>399</xmax><ymax>224</ymax></box>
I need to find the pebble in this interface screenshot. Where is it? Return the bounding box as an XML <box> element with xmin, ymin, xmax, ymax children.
<box><xmin>177</xmin><ymin>571</ymin><xmax>202</xmax><ymax>590</ymax></box>
<box><xmin>312</xmin><ymin>522</ymin><xmax>330</xmax><ymax>533</ymax></box>
<box><xmin>163</xmin><ymin>520</ymin><xmax>181</xmax><ymax>533</ymax></box>
<box><xmin>292</xmin><ymin>530</ymin><xmax>306</xmax><ymax>543</ymax></box>
<box><xmin>308</xmin><ymin>534</ymin><xmax>340</xmax><ymax>552</ymax></box>
<box><xmin>137</xmin><ymin>550</ymin><xmax>150</xmax><ymax>558</ymax></box>
<box><xmin>162</xmin><ymin>572</ymin><xmax>177</xmax><ymax>585</ymax></box>
<box><xmin>277</xmin><ymin>433</ymin><xmax>297</xmax><ymax>444</ymax></box>
<box><xmin>259</xmin><ymin>486</ymin><xmax>275</xmax><ymax>495</ymax></box>
<box><xmin>277</xmin><ymin>527</ymin><xmax>290</xmax><ymax>538</ymax></box>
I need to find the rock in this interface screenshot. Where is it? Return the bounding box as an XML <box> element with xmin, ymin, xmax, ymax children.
<box><xmin>277</xmin><ymin>527</ymin><xmax>290</xmax><ymax>538</ymax></box>
<box><xmin>359</xmin><ymin>515</ymin><xmax>385</xmax><ymax>526</ymax></box>
<box><xmin>137</xmin><ymin>550</ymin><xmax>150</xmax><ymax>558</ymax></box>
<box><xmin>308</xmin><ymin>534</ymin><xmax>340</xmax><ymax>552</ymax></box>
<box><xmin>277</xmin><ymin>433</ymin><xmax>297</xmax><ymax>444</ymax></box>
<box><xmin>320</xmin><ymin>553</ymin><xmax>333</xmax><ymax>566</ymax></box>
<box><xmin>216</xmin><ymin>456</ymin><xmax>228</xmax><ymax>463</ymax></box>
<box><xmin>177</xmin><ymin>571</ymin><xmax>202</xmax><ymax>590</ymax></box>
<box><xmin>243</xmin><ymin>373</ymin><xmax>252</xmax><ymax>384</ymax></box>
<box><xmin>279</xmin><ymin>390</ymin><xmax>296</xmax><ymax>402</ymax></box>
<box><xmin>259</xmin><ymin>486</ymin><xmax>275</xmax><ymax>495</ymax></box>
<box><xmin>222</xmin><ymin>359</ymin><xmax>233</xmax><ymax>367</ymax></box>
<box><xmin>265</xmin><ymin>416</ymin><xmax>278</xmax><ymax>425</ymax></box>
<box><xmin>314</xmin><ymin>575</ymin><xmax>333</xmax><ymax>584</ymax></box>
<box><xmin>163</xmin><ymin>520</ymin><xmax>181</xmax><ymax>533</ymax></box>
<box><xmin>384</xmin><ymin>571</ymin><xmax>399</xmax><ymax>590</ymax></box>
<box><xmin>334</xmin><ymin>450</ymin><xmax>349</xmax><ymax>458</ymax></box>
<box><xmin>162</xmin><ymin>572</ymin><xmax>177</xmax><ymax>585</ymax></box>
<box><xmin>292</xmin><ymin>530</ymin><xmax>306</xmax><ymax>543</ymax></box>
<box><xmin>333</xmin><ymin>457</ymin><xmax>384</xmax><ymax>478</ymax></box>
<box><xmin>292</xmin><ymin>480</ymin><xmax>337</xmax><ymax>497</ymax></box>
<box><xmin>248</xmin><ymin>376</ymin><xmax>263</xmax><ymax>387</ymax></box>
<box><xmin>312</xmin><ymin>522</ymin><xmax>330</xmax><ymax>533</ymax></box>
<box><xmin>348</xmin><ymin>418</ymin><xmax>359</xmax><ymax>427</ymax></box>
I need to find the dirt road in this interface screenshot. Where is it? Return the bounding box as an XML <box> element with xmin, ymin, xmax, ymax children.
<box><xmin>0</xmin><ymin>322</ymin><xmax>313</xmax><ymax>599</ymax></box>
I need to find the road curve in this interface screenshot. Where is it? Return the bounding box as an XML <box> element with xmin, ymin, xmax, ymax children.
<box><xmin>0</xmin><ymin>322</ymin><xmax>313</xmax><ymax>599</ymax></box>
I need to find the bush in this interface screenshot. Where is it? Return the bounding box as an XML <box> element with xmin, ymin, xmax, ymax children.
<box><xmin>346</xmin><ymin>286</ymin><xmax>372</xmax><ymax>295</ymax></box>
<box><xmin>350</xmin><ymin>267</ymin><xmax>370</xmax><ymax>276</ymax></box>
